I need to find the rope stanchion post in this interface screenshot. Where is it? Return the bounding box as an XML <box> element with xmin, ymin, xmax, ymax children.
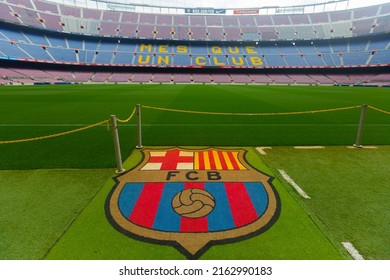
<box><xmin>353</xmin><ymin>104</ymin><xmax>368</xmax><ymax>148</ymax></box>
<box><xmin>110</xmin><ymin>115</ymin><xmax>125</xmax><ymax>174</ymax></box>
<box><xmin>136</xmin><ymin>104</ymin><xmax>143</xmax><ymax>149</ymax></box>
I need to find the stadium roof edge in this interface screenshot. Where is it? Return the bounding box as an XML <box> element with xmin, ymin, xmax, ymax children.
<box><xmin>46</xmin><ymin>0</ymin><xmax>390</xmax><ymax>15</ymax></box>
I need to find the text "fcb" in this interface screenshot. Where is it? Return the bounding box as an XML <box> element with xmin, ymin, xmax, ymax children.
<box><xmin>166</xmin><ymin>171</ymin><xmax>222</xmax><ymax>181</ymax></box>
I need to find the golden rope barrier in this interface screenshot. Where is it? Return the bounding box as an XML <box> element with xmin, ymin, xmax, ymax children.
<box><xmin>117</xmin><ymin>107</ymin><xmax>137</xmax><ymax>123</ymax></box>
<box><xmin>367</xmin><ymin>105</ymin><xmax>390</xmax><ymax>115</ymax></box>
<box><xmin>0</xmin><ymin>106</ymin><xmax>138</xmax><ymax>145</ymax></box>
<box><xmin>142</xmin><ymin>105</ymin><xmax>361</xmax><ymax>116</ymax></box>
<box><xmin>0</xmin><ymin>120</ymin><xmax>109</xmax><ymax>145</ymax></box>
<box><xmin>2</xmin><ymin>104</ymin><xmax>389</xmax><ymax>145</ymax></box>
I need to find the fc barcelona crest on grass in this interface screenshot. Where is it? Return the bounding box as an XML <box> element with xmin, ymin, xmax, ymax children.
<box><xmin>106</xmin><ymin>147</ymin><xmax>280</xmax><ymax>259</ymax></box>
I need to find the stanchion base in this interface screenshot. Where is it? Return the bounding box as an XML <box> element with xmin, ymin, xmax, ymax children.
<box><xmin>115</xmin><ymin>169</ymin><xmax>125</xmax><ymax>174</ymax></box>
<box><xmin>352</xmin><ymin>144</ymin><xmax>363</xmax><ymax>148</ymax></box>
<box><xmin>136</xmin><ymin>145</ymin><xmax>143</xmax><ymax>149</ymax></box>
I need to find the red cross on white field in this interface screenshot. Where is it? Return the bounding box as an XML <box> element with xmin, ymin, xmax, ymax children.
<box><xmin>141</xmin><ymin>149</ymin><xmax>194</xmax><ymax>170</ymax></box>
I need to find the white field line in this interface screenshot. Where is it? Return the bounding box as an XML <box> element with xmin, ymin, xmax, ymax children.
<box><xmin>278</xmin><ymin>169</ymin><xmax>311</xmax><ymax>199</ymax></box>
<box><xmin>294</xmin><ymin>146</ymin><xmax>325</xmax><ymax>149</ymax></box>
<box><xmin>342</xmin><ymin>242</ymin><xmax>364</xmax><ymax>260</ymax></box>
<box><xmin>256</xmin><ymin>147</ymin><xmax>272</xmax><ymax>155</ymax></box>
<box><xmin>347</xmin><ymin>146</ymin><xmax>378</xmax><ymax>149</ymax></box>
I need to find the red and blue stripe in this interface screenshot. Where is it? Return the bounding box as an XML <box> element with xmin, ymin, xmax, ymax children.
<box><xmin>118</xmin><ymin>182</ymin><xmax>268</xmax><ymax>233</ymax></box>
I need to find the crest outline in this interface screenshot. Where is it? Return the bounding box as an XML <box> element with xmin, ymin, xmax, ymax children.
<box><xmin>105</xmin><ymin>147</ymin><xmax>281</xmax><ymax>259</ymax></box>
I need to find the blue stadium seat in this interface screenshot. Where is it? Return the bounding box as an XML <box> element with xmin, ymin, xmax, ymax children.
<box><xmin>0</xmin><ymin>1</ymin><xmax>389</xmax><ymax>70</ymax></box>
<box><xmin>19</xmin><ymin>44</ymin><xmax>52</xmax><ymax>61</ymax></box>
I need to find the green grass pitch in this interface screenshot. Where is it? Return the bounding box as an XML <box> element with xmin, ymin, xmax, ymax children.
<box><xmin>1</xmin><ymin>84</ymin><xmax>390</xmax><ymax>169</ymax></box>
<box><xmin>0</xmin><ymin>84</ymin><xmax>389</xmax><ymax>259</ymax></box>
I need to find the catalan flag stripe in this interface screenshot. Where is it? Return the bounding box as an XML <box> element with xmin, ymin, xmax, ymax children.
<box><xmin>213</xmin><ymin>150</ymin><xmax>222</xmax><ymax>170</ymax></box>
<box><xmin>228</xmin><ymin>152</ymin><xmax>240</xmax><ymax>170</ymax></box>
<box><xmin>233</xmin><ymin>151</ymin><xmax>246</xmax><ymax>170</ymax></box>
<box><xmin>222</xmin><ymin>151</ymin><xmax>234</xmax><ymax>170</ymax></box>
<box><xmin>203</xmin><ymin>151</ymin><xmax>211</xmax><ymax>170</ymax></box>
<box><xmin>194</xmin><ymin>151</ymin><xmax>199</xmax><ymax>170</ymax></box>
<box><xmin>217</xmin><ymin>150</ymin><xmax>228</xmax><ymax>170</ymax></box>
<box><xmin>194</xmin><ymin>151</ymin><xmax>246</xmax><ymax>170</ymax></box>
<box><xmin>208</xmin><ymin>150</ymin><xmax>216</xmax><ymax>170</ymax></box>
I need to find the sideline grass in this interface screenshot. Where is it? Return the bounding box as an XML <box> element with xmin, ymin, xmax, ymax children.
<box><xmin>260</xmin><ymin>146</ymin><xmax>390</xmax><ymax>260</ymax></box>
<box><xmin>0</xmin><ymin>84</ymin><xmax>390</xmax><ymax>169</ymax></box>
<box><xmin>0</xmin><ymin>168</ymin><xmax>114</xmax><ymax>259</ymax></box>
<box><xmin>45</xmin><ymin>147</ymin><xmax>344</xmax><ymax>260</ymax></box>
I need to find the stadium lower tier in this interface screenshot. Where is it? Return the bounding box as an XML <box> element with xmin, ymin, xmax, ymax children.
<box><xmin>1</xmin><ymin>65</ymin><xmax>389</xmax><ymax>86</ymax></box>
<box><xmin>0</xmin><ymin>22</ymin><xmax>389</xmax><ymax>68</ymax></box>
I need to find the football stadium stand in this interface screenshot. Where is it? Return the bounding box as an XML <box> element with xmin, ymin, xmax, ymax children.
<box><xmin>0</xmin><ymin>0</ymin><xmax>389</xmax><ymax>85</ymax></box>
<box><xmin>0</xmin><ymin>0</ymin><xmax>389</xmax><ymax>40</ymax></box>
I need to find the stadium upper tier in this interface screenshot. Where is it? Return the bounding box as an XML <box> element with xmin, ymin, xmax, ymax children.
<box><xmin>1</xmin><ymin>20</ymin><xmax>389</xmax><ymax>68</ymax></box>
<box><xmin>0</xmin><ymin>0</ymin><xmax>389</xmax><ymax>41</ymax></box>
